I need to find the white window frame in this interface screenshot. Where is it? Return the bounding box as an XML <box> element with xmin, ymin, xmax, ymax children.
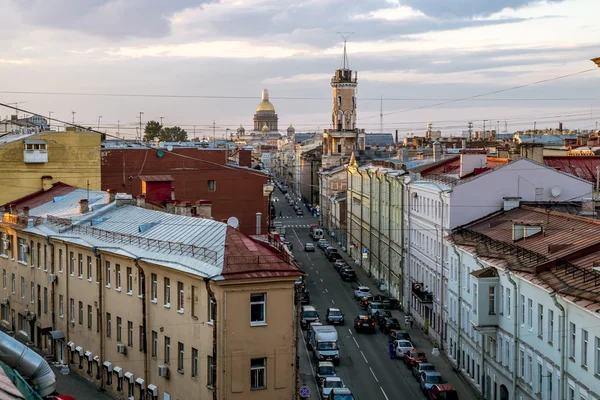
<box><xmin>178</xmin><ymin>342</ymin><xmax>184</xmax><ymax>373</ymax></box>
<box><xmin>177</xmin><ymin>281</ymin><xmax>184</xmax><ymax>312</ymax></box>
<box><xmin>70</xmin><ymin>298</ymin><xmax>75</xmax><ymax>324</ymax></box>
<box><xmin>87</xmin><ymin>256</ymin><xmax>93</xmax><ymax>281</ymax></box>
<box><xmin>105</xmin><ymin>261</ymin><xmax>111</xmax><ymax>288</ymax></box>
<box><xmin>164</xmin><ymin>277</ymin><xmax>170</xmax><ymax>307</ymax></box>
<box><xmin>115</xmin><ymin>264</ymin><xmax>121</xmax><ymax>291</ymax></box>
<box><xmin>582</xmin><ymin>329</ymin><xmax>588</xmax><ymax>367</ymax></box>
<box><xmin>59</xmin><ymin>295</ymin><xmax>64</xmax><ymax>318</ymax></box>
<box><xmin>192</xmin><ymin>348</ymin><xmax>198</xmax><ymax>378</ymax></box>
<box><xmin>151</xmin><ymin>274</ymin><xmax>157</xmax><ymax>302</ymax></box>
<box><xmin>250</xmin><ymin>358</ymin><xmax>266</xmax><ymax>389</ymax></box>
<box><xmin>18</xmin><ymin>238</ymin><xmax>27</xmax><ymax>263</ymax></box>
<box><xmin>488</xmin><ymin>286</ymin><xmax>496</xmax><ymax>315</ymax></box>
<box><xmin>569</xmin><ymin>322</ymin><xmax>576</xmax><ymax>360</ymax></box>
<box><xmin>126</xmin><ymin>267</ymin><xmax>133</xmax><ymax>294</ymax></box>
<box><xmin>250</xmin><ymin>293</ymin><xmax>266</xmax><ymax>326</ymax></box>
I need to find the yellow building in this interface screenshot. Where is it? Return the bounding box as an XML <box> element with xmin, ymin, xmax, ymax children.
<box><xmin>0</xmin><ymin>127</ymin><xmax>101</xmax><ymax>205</ymax></box>
<box><xmin>0</xmin><ymin>187</ymin><xmax>301</xmax><ymax>400</ymax></box>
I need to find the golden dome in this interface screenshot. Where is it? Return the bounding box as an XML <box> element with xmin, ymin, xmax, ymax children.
<box><xmin>256</xmin><ymin>88</ymin><xmax>276</xmax><ymax>113</ymax></box>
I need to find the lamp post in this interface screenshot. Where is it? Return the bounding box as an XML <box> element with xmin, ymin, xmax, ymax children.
<box><xmin>48</xmin><ymin>111</ymin><xmax>53</xmax><ymax>130</ymax></box>
<box><xmin>97</xmin><ymin>116</ymin><xmax>102</xmax><ymax>130</ymax></box>
<box><xmin>138</xmin><ymin>112</ymin><xmax>144</xmax><ymax>141</ymax></box>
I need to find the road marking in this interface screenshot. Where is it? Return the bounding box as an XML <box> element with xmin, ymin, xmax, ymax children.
<box><xmin>331</xmin><ymin>300</ymin><xmax>335</xmax><ymax>304</ymax></box>
<box><xmin>360</xmin><ymin>351</ymin><xmax>368</xmax><ymax>364</ymax></box>
<box><xmin>352</xmin><ymin>337</ymin><xmax>360</xmax><ymax>348</ymax></box>
<box><xmin>348</xmin><ymin>329</ymin><xmax>353</xmax><ymax>335</ymax></box>
<box><xmin>324</xmin><ymin>289</ymin><xmax>328</xmax><ymax>293</ymax></box>
<box><xmin>369</xmin><ymin>367</ymin><xmax>379</xmax><ymax>382</ymax></box>
<box><xmin>320</xmin><ymin>278</ymin><xmax>323</xmax><ymax>283</ymax></box>
<box><xmin>380</xmin><ymin>387</ymin><xmax>389</xmax><ymax>400</ymax></box>
<box><xmin>315</xmin><ymin>270</ymin><xmax>319</xmax><ymax>274</ymax></box>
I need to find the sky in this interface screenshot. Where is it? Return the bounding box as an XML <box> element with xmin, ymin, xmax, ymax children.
<box><xmin>0</xmin><ymin>0</ymin><xmax>599</xmax><ymax>138</ymax></box>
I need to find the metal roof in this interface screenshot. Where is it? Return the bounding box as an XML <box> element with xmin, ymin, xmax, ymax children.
<box><xmin>28</xmin><ymin>189</ymin><xmax>110</xmax><ymax>219</ymax></box>
<box><xmin>139</xmin><ymin>175</ymin><xmax>174</xmax><ymax>182</ymax></box>
<box><xmin>365</xmin><ymin>133</ymin><xmax>394</xmax><ymax>147</ymax></box>
<box><xmin>543</xmin><ymin>156</ymin><xmax>600</xmax><ymax>184</ymax></box>
<box><xmin>1</xmin><ymin>182</ymin><xmax>78</xmax><ymax>209</ymax></box>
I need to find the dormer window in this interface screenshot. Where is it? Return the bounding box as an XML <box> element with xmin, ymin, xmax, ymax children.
<box><xmin>23</xmin><ymin>140</ymin><xmax>48</xmax><ymax>163</ymax></box>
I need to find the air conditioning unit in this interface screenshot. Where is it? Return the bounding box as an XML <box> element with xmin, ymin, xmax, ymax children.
<box><xmin>26</xmin><ymin>312</ymin><xmax>36</xmax><ymax>321</ymax></box>
<box><xmin>49</xmin><ymin>274</ymin><xmax>57</xmax><ymax>284</ymax></box>
<box><xmin>157</xmin><ymin>365</ymin><xmax>169</xmax><ymax>378</ymax></box>
<box><xmin>2</xmin><ymin>298</ymin><xmax>8</xmax><ymax>305</ymax></box>
<box><xmin>67</xmin><ymin>342</ymin><xmax>75</xmax><ymax>352</ymax></box>
<box><xmin>117</xmin><ymin>344</ymin><xmax>127</xmax><ymax>354</ymax></box>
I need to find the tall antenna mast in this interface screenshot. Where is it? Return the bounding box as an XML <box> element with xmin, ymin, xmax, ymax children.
<box><xmin>337</xmin><ymin>32</ymin><xmax>354</xmax><ymax>70</ymax></box>
<box><xmin>380</xmin><ymin>95</ymin><xmax>383</xmax><ymax>134</ymax></box>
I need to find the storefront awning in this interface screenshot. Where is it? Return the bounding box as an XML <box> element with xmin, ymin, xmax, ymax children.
<box><xmin>48</xmin><ymin>330</ymin><xmax>65</xmax><ymax>340</ymax></box>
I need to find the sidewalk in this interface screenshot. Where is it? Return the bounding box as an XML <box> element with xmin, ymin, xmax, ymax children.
<box><xmin>337</xmin><ymin>249</ymin><xmax>481</xmax><ymax>399</ymax></box>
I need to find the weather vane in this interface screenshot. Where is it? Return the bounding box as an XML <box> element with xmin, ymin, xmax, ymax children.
<box><xmin>337</xmin><ymin>32</ymin><xmax>354</xmax><ymax>70</ymax></box>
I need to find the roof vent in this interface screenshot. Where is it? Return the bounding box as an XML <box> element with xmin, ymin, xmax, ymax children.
<box><xmin>138</xmin><ymin>222</ymin><xmax>159</xmax><ymax>233</ymax></box>
<box><xmin>512</xmin><ymin>223</ymin><xmax>542</xmax><ymax>241</ymax></box>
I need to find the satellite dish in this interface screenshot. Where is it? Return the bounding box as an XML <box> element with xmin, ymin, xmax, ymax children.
<box><xmin>166</xmin><ymin>145</ymin><xmax>173</xmax><ymax>152</ymax></box>
<box><xmin>158</xmin><ymin>142</ymin><xmax>165</xmax><ymax>148</ymax></box>
<box><xmin>227</xmin><ymin>217</ymin><xmax>240</xmax><ymax>229</ymax></box>
<box><xmin>551</xmin><ymin>185</ymin><xmax>562</xmax><ymax>197</ymax></box>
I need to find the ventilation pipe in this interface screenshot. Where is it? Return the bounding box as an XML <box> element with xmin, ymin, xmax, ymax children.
<box><xmin>0</xmin><ymin>332</ymin><xmax>56</xmax><ymax>397</ymax></box>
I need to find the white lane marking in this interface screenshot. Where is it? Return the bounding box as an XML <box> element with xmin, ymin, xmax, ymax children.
<box><xmin>352</xmin><ymin>337</ymin><xmax>360</xmax><ymax>348</ymax></box>
<box><xmin>348</xmin><ymin>329</ymin><xmax>353</xmax><ymax>335</ymax></box>
<box><xmin>320</xmin><ymin>278</ymin><xmax>323</xmax><ymax>283</ymax></box>
<box><xmin>360</xmin><ymin>350</ymin><xmax>368</xmax><ymax>364</ymax></box>
<box><xmin>324</xmin><ymin>289</ymin><xmax>328</xmax><ymax>293</ymax></box>
<box><xmin>316</xmin><ymin>270</ymin><xmax>319</xmax><ymax>274</ymax></box>
<box><xmin>369</xmin><ymin>367</ymin><xmax>379</xmax><ymax>382</ymax></box>
<box><xmin>380</xmin><ymin>387</ymin><xmax>389</xmax><ymax>400</ymax></box>
<box><xmin>331</xmin><ymin>300</ymin><xmax>335</xmax><ymax>304</ymax></box>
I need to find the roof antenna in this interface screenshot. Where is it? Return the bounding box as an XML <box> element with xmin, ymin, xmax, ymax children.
<box><xmin>337</xmin><ymin>32</ymin><xmax>354</xmax><ymax>70</ymax></box>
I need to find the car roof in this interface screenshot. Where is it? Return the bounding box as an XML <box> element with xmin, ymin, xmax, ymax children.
<box><xmin>303</xmin><ymin>305</ymin><xmax>316</xmax><ymax>311</ymax></box>
<box><xmin>432</xmin><ymin>384</ymin><xmax>456</xmax><ymax>392</ymax></box>
<box><xmin>356</xmin><ymin>315</ymin><xmax>369</xmax><ymax>319</ymax></box>
<box><xmin>417</xmin><ymin>363</ymin><xmax>434</xmax><ymax>367</ymax></box>
<box><xmin>397</xmin><ymin>340</ymin><xmax>413</xmax><ymax>346</ymax></box>
<box><xmin>423</xmin><ymin>371</ymin><xmax>442</xmax><ymax>377</ymax></box>
<box><xmin>325</xmin><ymin>376</ymin><xmax>342</xmax><ymax>382</ymax></box>
<box><xmin>357</xmin><ymin>286</ymin><xmax>370</xmax><ymax>290</ymax></box>
<box><xmin>332</xmin><ymin>388</ymin><xmax>352</xmax><ymax>394</ymax></box>
<box><xmin>328</xmin><ymin>308</ymin><xmax>341</xmax><ymax>312</ymax></box>
<box><xmin>369</xmin><ymin>302</ymin><xmax>383</xmax><ymax>306</ymax></box>
<box><xmin>318</xmin><ymin>361</ymin><xmax>334</xmax><ymax>367</ymax></box>
<box><xmin>306</xmin><ymin>242</ymin><xmax>314</xmax><ymax>245</ymax></box>
<box><xmin>385</xmin><ymin>317</ymin><xmax>398</xmax><ymax>322</ymax></box>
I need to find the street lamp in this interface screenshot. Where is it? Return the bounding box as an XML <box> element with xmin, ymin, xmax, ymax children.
<box><xmin>97</xmin><ymin>116</ymin><xmax>102</xmax><ymax>130</ymax></box>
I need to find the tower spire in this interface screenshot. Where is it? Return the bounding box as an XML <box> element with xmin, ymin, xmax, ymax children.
<box><xmin>337</xmin><ymin>32</ymin><xmax>354</xmax><ymax>70</ymax></box>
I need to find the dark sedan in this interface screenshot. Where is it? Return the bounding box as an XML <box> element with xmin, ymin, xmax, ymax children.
<box><xmin>379</xmin><ymin>317</ymin><xmax>401</xmax><ymax>333</ymax></box>
<box><xmin>359</xmin><ymin>294</ymin><xmax>400</xmax><ymax>310</ymax></box>
<box><xmin>340</xmin><ymin>269</ymin><xmax>357</xmax><ymax>282</ymax></box>
<box><xmin>354</xmin><ymin>315</ymin><xmax>376</xmax><ymax>333</ymax></box>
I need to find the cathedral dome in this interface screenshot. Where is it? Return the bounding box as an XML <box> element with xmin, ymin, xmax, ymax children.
<box><xmin>256</xmin><ymin>88</ymin><xmax>276</xmax><ymax>113</ymax></box>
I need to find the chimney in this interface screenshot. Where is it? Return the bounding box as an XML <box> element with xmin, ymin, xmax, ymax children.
<box><xmin>171</xmin><ymin>186</ymin><xmax>176</xmax><ymax>201</ymax></box>
<box><xmin>503</xmin><ymin>197</ymin><xmax>522</xmax><ymax>211</ymax></box>
<box><xmin>433</xmin><ymin>141</ymin><xmax>442</xmax><ymax>162</ymax></box>
<box><xmin>459</xmin><ymin>149</ymin><xmax>488</xmax><ymax>178</ymax></box>
<box><xmin>559</xmin><ymin>122</ymin><xmax>563</xmax><ymax>133</ymax></box>
<box><xmin>165</xmin><ymin>200</ymin><xmax>175</xmax><ymax>214</ymax></box>
<box><xmin>238</xmin><ymin>149</ymin><xmax>252</xmax><ymax>168</ymax></box>
<box><xmin>22</xmin><ymin>207</ymin><xmax>30</xmax><ymax>217</ymax></box>
<box><xmin>79</xmin><ymin>199</ymin><xmax>89</xmax><ymax>214</ymax></box>
<box><xmin>395</xmin><ymin>130</ymin><xmax>399</xmax><ymax>145</ymax></box>
<box><xmin>136</xmin><ymin>194</ymin><xmax>146</xmax><ymax>208</ymax></box>
<box><xmin>9</xmin><ymin>204</ymin><xmax>16</xmax><ymax>214</ymax></box>
<box><xmin>107</xmin><ymin>189</ymin><xmax>116</xmax><ymax>203</ymax></box>
<box><xmin>115</xmin><ymin>193</ymin><xmax>135</xmax><ymax>208</ymax></box>
<box><xmin>400</xmin><ymin>148</ymin><xmax>409</xmax><ymax>162</ymax></box>
<box><xmin>256</xmin><ymin>212</ymin><xmax>262</xmax><ymax>235</ymax></box>
<box><xmin>519</xmin><ymin>143</ymin><xmax>544</xmax><ymax>164</ymax></box>
<box><xmin>195</xmin><ymin>200</ymin><xmax>212</xmax><ymax>219</ymax></box>
<box><xmin>175</xmin><ymin>201</ymin><xmax>193</xmax><ymax>217</ymax></box>
<box><xmin>461</xmin><ymin>139</ymin><xmax>467</xmax><ymax>149</ymax></box>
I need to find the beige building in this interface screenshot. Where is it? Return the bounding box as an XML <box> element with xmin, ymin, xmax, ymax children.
<box><xmin>0</xmin><ymin>185</ymin><xmax>301</xmax><ymax>400</ymax></box>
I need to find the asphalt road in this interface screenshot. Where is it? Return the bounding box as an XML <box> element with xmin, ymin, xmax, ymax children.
<box><xmin>273</xmin><ymin>187</ymin><xmax>432</xmax><ymax>400</ymax></box>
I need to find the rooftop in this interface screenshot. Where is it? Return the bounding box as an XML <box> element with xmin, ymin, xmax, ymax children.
<box><xmin>419</xmin><ymin>156</ymin><xmax>511</xmax><ymax>184</ymax></box>
<box><xmin>365</xmin><ymin>133</ymin><xmax>394</xmax><ymax>147</ymax></box>
<box><xmin>543</xmin><ymin>156</ymin><xmax>600</xmax><ymax>184</ymax></box>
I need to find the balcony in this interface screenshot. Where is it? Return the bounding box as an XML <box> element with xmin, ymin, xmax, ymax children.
<box><xmin>470</xmin><ymin>267</ymin><xmax>500</xmax><ymax>332</ymax></box>
<box><xmin>411</xmin><ymin>282</ymin><xmax>433</xmax><ymax>303</ymax></box>
<box><xmin>23</xmin><ymin>140</ymin><xmax>48</xmax><ymax>163</ymax></box>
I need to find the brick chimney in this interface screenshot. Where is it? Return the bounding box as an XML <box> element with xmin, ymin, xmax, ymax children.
<box><xmin>115</xmin><ymin>193</ymin><xmax>135</xmax><ymax>208</ymax></box>
<box><xmin>79</xmin><ymin>199</ymin><xmax>89</xmax><ymax>214</ymax></box>
<box><xmin>459</xmin><ymin>149</ymin><xmax>488</xmax><ymax>177</ymax></box>
<box><xmin>175</xmin><ymin>201</ymin><xmax>193</xmax><ymax>217</ymax></box>
<box><xmin>165</xmin><ymin>200</ymin><xmax>175</xmax><ymax>214</ymax></box>
<box><xmin>238</xmin><ymin>149</ymin><xmax>252</xmax><ymax>168</ymax></box>
<box><xmin>136</xmin><ymin>194</ymin><xmax>146</xmax><ymax>208</ymax></box>
<box><xmin>22</xmin><ymin>207</ymin><xmax>30</xmax><ymax>217</ymax></box>
<box><xmin>107</xmin><ymin>189</ymin><xmax>116</xmax><ymax>203</ymax></box>
<box><xmin>195</xmin><ymin>200</ymin><xmax>212</xmax><ymax>219</ymax></box>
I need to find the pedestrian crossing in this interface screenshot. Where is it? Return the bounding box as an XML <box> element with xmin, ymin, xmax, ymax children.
<box><xmin>282</xmin><ymin>224</ymin><xmax>311</xmax><ymax>228</ymax></box>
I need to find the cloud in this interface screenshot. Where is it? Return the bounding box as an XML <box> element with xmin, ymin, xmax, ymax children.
<box><xmin>399</xmin><ymin>0</ymin><xmax>565</xmax><ymax>18</ymax></box>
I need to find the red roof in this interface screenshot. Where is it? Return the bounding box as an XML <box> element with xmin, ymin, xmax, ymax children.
<box><xmin>543</xmin><ymin>156</ymin><xmax>600</xmax><ymax>183</ymax></box>
<box><xmin>139</xmin><ymin>175</ymin><xmax>174</xmax><ymax>182</ymax></box>
<box><xmin>432</xmin><ymin>383</ymin><xmax>456</xmax><ymax>392</ymax></box>
<box><xmin>420</xmin><ymin>157</ymin><xmax>510</xmax><ymax>180</ymax></box>
<box><xmin>222</xmin><ymin>226</ymin><xmax>301</xmax><ymax>280</ymax></box>
<box><xmin>1</xmin><ymin>182</ymin><xmax>77</xmax><ymax>209</ymax></box>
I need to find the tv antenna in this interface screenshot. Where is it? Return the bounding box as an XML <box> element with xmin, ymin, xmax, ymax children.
<box><xmin>337</xmin><ymin>32</ymin><xmax>354</xmax><ymax>70</ymax></box>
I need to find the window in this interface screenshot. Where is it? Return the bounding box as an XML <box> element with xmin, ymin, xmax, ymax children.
<box><xmin>139</xmin><ymin>326</ymin><xmax>143</xmax><ymax>352</ymax></box>
<box><xmin>337</xmin><ymin>96</ymin><xmax>341</xmax><ymax>107</ymax></box>
<box><xmin>70</xmin><ymin>298</ymin><xmax>75</xmax><ymax>323</ymax></box>
<box><xmin>527</xmin><ymin>354</ymin><xmax>533</xmax><ymax>385</ymax></box>
<box><xmin>88</xmin><ymin>305</ymin><xmax>92</xmax><ymax>329</ymax></box>
<box><xmin>0</xmin><ymin>235</ymin><xmax>8</xmax><ymax>258</ymax></box>
<box><xmin>570</xmin><ymin>322</ymin><xmax>576</xmax><ymax>359</ymax></box>
<box><xmin>30</xmin><ymin>281</ymin><xmax>34</xmax><ymax>304</ymax></box>
<box><xmin>520</xmin><ymin>295</ymin><xmax>525</xmax><ymax>325</ymax></box>
<box><xmin>548</xmin><ymin>309</ymin><xmax>554</xmax><ymax>344</ymax></box>
<box><xmin>78</xmin><ymin>301</ymin><xmax>83</xmax><ymax>325</ymax></box>
<box><xmin>537</xmin><ymin>361</ymin><xmax>543</xmax><ymax>393</ymax></box>
<box><xmin>20</xmin><ymin>277</ymin><xmax>24</xmax><ymax>298</ymax></box>
<box><xmin>105</xmin><ymin>261</ymin><xmax>111</xmax><ymax>288</ymax></box>
<box><xmin>207</xmin><ymin>355</ymin><xmax>214</xmax><ymax>386</ymax></box>
<box><xmin>506</xmin><ymin>287</ymin><xmax>511</xmax><ymax>318</ymax></box>
<box><xmin>2</xmin><ymin>269</ymin><xmax>5</xmax><ymax>289</ymax></box>
<box><xmin>569</xmin><ymin>386</ymin><xmax>575</xmax><ymax>400</ymax></box>
<box><xmin>473</xmin><ymin>283</ymin><xmax>477</xmax><ymax>314</ymax></box>
<box><xmin>116</xmin><ymin>317</ymin><xmax>127</xmax><ymax>345</ymax></box>
<box><xmin>250</xmin><ymin>293</ymin><xmax>266</xmax><ymax>325</ymax></box>
<box><xmin>250</xmin><ymin>358</ymin><xmax>266</xmax><ymax>389</ymax></box>
<box><xmin>165</xmin><ymin>336</ymin><xmax>170</xmax><ymax>364</ymax></box>
<box><xmin>151</xmin><ymin>274</ymin><xmax>157</xmax><ymax>301</ymax></box>
<box><xmin>58</xmin><ymin>249</ymin><xmax>63</xmax><ymax>273</ymax></box>
<box><xmin>164</xmin><ymin>277</ymin><xmax>170</xmax><ymax>306</ymax></box>
<box><xmin>192</xmin><ymin>285</ymin><xmax>198</xmax><ymax>319</ymax></box>
<box><xmin>59</xmin><ymin>295</ymin><xmax>64</xmax><ymax>318</ymax></box>
<box><xmin>582</xmin><ymin>329</ymin><xmax>588</xmax><ymax>367</ymax></box>
<box><xmin>106</xmin><ymin>313</ymin><xmax>112</xmax><ymax>337</ymax></box>
<box><xmin>209</xmin><ymin>299</ymin><xmax>215</xmax><ymax>323</ymax></box>
<box><xmin>178</xmin><ymin>342</ymin><xmax>184</xmax><ymax>373</ymax></box>
<box><xmin>152</xmin><ymin>331</ymin><xmax>158</xmax><ymax>358</ymax></box>
<box><xmin>126</xmin><ymin>267</ymin><xmax>132</xmax><ymax>294</ymax></box>
<box><xmin>177</xmin><ymin>281</ymin><xmax>184</xmax><ymax>311</ymax></box>
<box><xmin>538</xmin><ymin>304</ymin><xmax>544</xmax><ymax>339</ymax></box>
<box><xmin>519</xmin><ymin>349</ymin><xmax>525</xmax><ymax>376</ymax></box>
<box><xmin>11</xmin><ymin>273</ymin><xmax>15</xmax><ymax>294</ymax></box>
<box><xmin>43</xmin><ymin>287</ymin><xmax>48</xmax><ymax>313</ymax></box>
<box><xmin>192</xmin><ymin>348</ymin><xmax>198</xmax><ymax>378</ymax></box>
<box><xmin>43</xmin><ymin>244</ymin><xmax>47</xmax><ymax>270</ymax></box>
<box><xmin>69</xmin><ymin>251</ymin><xmax>74</xmax><ymax>275</ymax></box>
<box><xmin>87</xmin><ymin>256</ymin><xmax>92</xmax><ymax>280</ymax></box>
<box><xmin>78</xmin><ymin>254</ymin><xmax>83</xmax><ymax>278</ymax></box>
<box><xmin>30</xmin><ymin>240</ymin><xmax>35</xmax><ymax>266</ymax></box>
<box><xmin>17</xmin><ymin>238</ymin><xmax>27</xmax><ymax>263</ymax></box>
<box><xmin>547</xmin><ymin>368</ymin><xmax>553</xmax><ymax>399</ymax></box>
<box><xmin>37</xmin><ymin>243</ymin><xmax>41</xmax><ymax>269</ymax></box>
<box><xmin>488</xmin><ymin>286</ymin><xmax>496</xmax><ymax>314</ymax></box>
<box><xmin>115</xmin><ymin>264</ymin><xmax>121</xmax><ymax>290</ymax></box>
<box><xmin>595</xmin><ymin>337</ymin><xmax>600</xmax><ymax>375</ymax></box>
<box><xmin>527</xmin><ymin>298</ymin><xmax>533</xmax><ymax>329</ymax></box>
<box><xmin>207</xmin><ymin>180</ymin><xmax>216</xmax><ymax>192</ymax></box>
<box><xmin>127</xmin><ymin>321</ymin><xmax>133</xmax><ymax>347</ymax></box>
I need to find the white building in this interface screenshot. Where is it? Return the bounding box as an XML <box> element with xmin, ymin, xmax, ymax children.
<box><xmin>448</xmin><ymin>202</ymin><xmax>600</xmax><ymax>400</ymax></box>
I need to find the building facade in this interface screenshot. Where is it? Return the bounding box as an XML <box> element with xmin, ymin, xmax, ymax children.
<box><xmin>0</xmin><ymin>187</ymin><xmax>301</xmax><ymax>400</ymax></box>
<box><xmin>0</xmin><ymin>127</ymin><xmax>101</xmax><ymax>206</ymax></box>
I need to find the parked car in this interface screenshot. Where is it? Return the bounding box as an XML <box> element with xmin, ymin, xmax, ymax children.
<box><xmin>353</xmin><ymin>286</ymin><xmax>371</xmax><ymax>300</ymax></box>
<box><xmin>388</xmin><ymin>329</ymin><xmax>411</xmax><ymax>343</ymax></box>
<box><xmin>296</xmin><ymin>209</ymin><xmax>304</xmax><ymax>216</ymax></box>
<box><xmin>318</xmin><ymin>240</ymin><xmax>331</xmax><ymax>251</ymax></box>
<box><xmin>326</xmin><ymin>308</ymin><xmax>345</xmax><ymax>325</ymax></box>
<box><xmin>340</xmin><ymin>269</ymin><xmax>356</xmax><ymax>282</ymax></box>
<box><xmin>366</xmin><ymin>302</ymin><xmax>385</xmax><ymax>319</ymax></box>
<box><xmin>320</xmin><ymin>376</ymin><xmax>344</xmax><ymax>400</ymax></box>
<box><xmin>324</xmin><ymin>247</ymin><xmax>339</xmax><ymax>257</ymax></box>
<box><xmin>394</xmin><ymin>339</ymin><xmax>415</xmax><ymax>358</ymax></box>
<box><xmin>412</xmin><ymin>362</ymin><xmax>436</xmax><ymax>380</ymax></box>
<box><xmin>305</xmin><ymin>243</ymin><xmax>316</xmax><ymax>252</ymax></box>
<box><xmin>372</xmin><ymin>309</ymin><xmax>392</xmax><ymax>324</ymax></box>
<box><xmin>316</xmin><ymin>361</ymin><xmax>336</xmax><ymax>385</ymax></box>
<box><xmin>333</xmin><ymin>259</ymin><xmax>348</xmax><ymax>272</ymax></box>
<box><xmin>419</xmin><ymin>371</ymin><xmax>444</xmax><ymax>394</ymax></box>
<box><xmin>301</xmin><ymin>305</ymin><xmax>320</xmax><ymax>329</ymax></box>
<box><xmin>379</xmin><ymin>317</ymin><xmax>401</xmax><ymax>333</ymax></box>
<box><xmin>354</xmin><ymin>315</ymin><xmax>376</xmax><ymax>333</ymax></box>
<box><xmin>359</xmin><ymin>294</ymin><xmax>400</xmax><ymax>310</ymax></box>
<box><xmin>404</xmin><ymin>349</ymin><xmax>428</xmax><ymax>368</ymax></box>
<box><xmin>328</xmin><ymin>252</ymin><xmax>343</xmax><ymax>262</ymax></box>
<box><xmin>327</xmin><ymin>387</ymin><xmax>355</xmax><ymax>400</ymax></box>
<box><xmin>428</xmin><ymin>384</ymin><xmax>459</xmax><ymax>400</ymax></box>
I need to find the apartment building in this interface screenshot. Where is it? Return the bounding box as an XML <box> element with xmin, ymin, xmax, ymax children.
<box><xmin>0</xmin><ymin>185</ymin><xmax>301</xmax><ymax>400</ymax></box>
<box><xmin>448</xmin><ymin>203</ymin><xmax>600</xmax><ymax>400</ymax></box>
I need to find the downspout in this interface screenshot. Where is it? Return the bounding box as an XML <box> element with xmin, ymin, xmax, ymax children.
<box><xmin>399</xmin><ymin>175</ymin><xmax>405</xmax><ymax>305</ymax></box>
<box><xmin>406</xmin><ymin>186</ymin><xmax>413</xmax><ymax>313</ymax></box>
<box><xmin>376</xmin><ymin>173</ymin><xmax>383</xmax><ymax>286</ymax></box>
<box><xmin>438</xmin><ymin>191</ymin><xmax>446</xmax><ymax>347</ymax></box>
<box><xmin>505</xmin><ymin>268</ymin><xmax>518</xmax><ymax>400</ymax></box>
<box><xmin>384</xmin><ymin>173</ymin><xmax>393</xmax><ymax>297</ymax></box>
<box><xmin>133</xmin><ymin>259</ymin><xmax>149</xmax><ymax>390</ymax></box>
<box><xmin>473</xmin><ymin>258</ymin><xmax>487</xmax><ymax>396</ymax></box>
<box><xmin>204</xmin><ymin>276</ymin><xmax>218</xmax><ymax>400</ymax></box>
<box><xmin>294</xmin><ymin>276</ymin><xmax>306</xmax><ymax>400</ymax></box>
<box><xmin>64</xmin><ymin>242</ymin><xmax>70</xmax><ymax>353</ymax></box>
<box><xmin>348</xmin><ymin>168</ymin><xmax>352</xmax><ymax>257</ymax></box>
<box><xmin>93</xmin><ymin>247</ymin><xmax>105</xmax><ymax>390</ymax></box>
<box><xmin>358</xmin><ymin>169</ymin><xmax>366</xmax><ymax>272</ymax></box>
<box><xmin>44</xmin><ymin>236</ymin><xmax>55</xmax><ymax>334</ymax></box>
<box><xmin>550</xmin><ymin>291</ymin><xmax>566</xmax><ymax>400</ymax></box>
<box><xmin>451</xmin><ymin>244</ymin><xmax>462</xmax><ymax>371</ymax></box>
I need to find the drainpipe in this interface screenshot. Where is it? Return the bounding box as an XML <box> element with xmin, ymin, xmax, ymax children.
<box><xmin>505</xmin><ymin>268</ymin><xmax>518</xmax><ymax>400</ymax></box>
<box><xmin>406</xmin><ymin>186</ymin><xmax>413</xmax><ymax>313</ymax></box>
<box><xmin>550</xmin><ymin>291</ymin><xmax>566</xmax><ymax>400</ymax></box>
<box><xmin>384</xmin><ymin>173</ymin><xmax>393</xmax><ymax>297</ymax></box>
<box><xmin>294</xmin><ymin>276</ymin><xmax>306</xmax><ymax>400</ymax></box>
<box><xmin>348</xmin><ymin>168</ymin><xmax>353</xmax><ymax>257</ymax></box>
<box><xmin>133</xmin><ymin>259</ymin><xmax>149</xmax><ymax>390</ymax></box>
<box><xmin>451</xmin><ymin>244</ymin><xmax>462</xmax><ymax>371</ymax></box>
<box><xmin>375</xmin><ymin>173</ymin><xmax>383</xmax><ymax>286</ymax></box>
<box><xmin>438</xmin><ymin>191</ymin><xmax>446</xmax><ymax>348</ymax></box>
<box><xmin>64</xmin><ymin>242</ymin><xmax>70</xmax><ymax>358</ymax></box>
<box><xmin>44</xmin><ymin>236</ymin><xmax>55</xmax><ymax>333</ymax></box>
<box><xmin>204</xmin><ymin>275</ymin><xmax>219</xmax><ymax>400</ymax></box>
<box><xmin>92</xmin><ymin>247</ymin><xmax>105</xmax><ymax>390</ymax></box>
<box><xmin>358</xmin><ymin>169</ymin><xmax>367</xmax><ymax>273</ymax></box>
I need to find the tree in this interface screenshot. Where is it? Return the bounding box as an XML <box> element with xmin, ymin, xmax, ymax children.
<box><xmin>143</xmin><ymin>120</ymin><xmax>162</xmax><ymax>141</ymax></box>
<box><xmin>160</xmin><ymin>126</ymin><xmax>188</xmax><ymax>142</ymax></box>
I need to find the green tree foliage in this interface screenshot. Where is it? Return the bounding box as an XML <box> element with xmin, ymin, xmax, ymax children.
<box><xmin>143</xmin><ymin>121</ymin><xmax>188</xmax><ymax>142</ymax></box>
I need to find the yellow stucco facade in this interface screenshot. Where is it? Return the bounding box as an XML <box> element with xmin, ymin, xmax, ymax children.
<box><xmin>0</xmin><ymin>127</ymin><xmax>101</xmax><ymax>205</ymax></box>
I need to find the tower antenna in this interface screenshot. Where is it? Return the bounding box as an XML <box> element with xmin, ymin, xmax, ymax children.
<box><xmin>380</xmin><ymin>95</ymin><xmax>383</xmax><ymax>134</ymax></box>
<box><xmin>337</xmin><ymin>32</ymin><xmax>354</xmax><ymax>70</ymax></box>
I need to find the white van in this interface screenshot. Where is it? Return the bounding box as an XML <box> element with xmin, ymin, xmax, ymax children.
<box><xmin>310</xmin><ymin>228</ymin><xmax>324</xmax><ymax>240</ymax></box>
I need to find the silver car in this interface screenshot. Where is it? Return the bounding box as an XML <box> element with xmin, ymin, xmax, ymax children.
<box><xmin>320</xmin><ymin>376</ymin><xmax>344</xmax><ymax>399</ymax></box>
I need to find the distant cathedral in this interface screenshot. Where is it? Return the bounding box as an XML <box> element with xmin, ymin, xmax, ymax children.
<box><xmin>253</xmin><ymin>89</ymin><xmax>278</xmax><ymax>133</ymax></box>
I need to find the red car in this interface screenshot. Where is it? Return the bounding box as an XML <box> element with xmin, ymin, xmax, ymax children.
<box><xmin>428</xmin><ymin>384</ymin><xmax>458</xmax><ymax>400</ymax></box>
<box><xmin>404</xmin><ymin>349</ymin><xmax>427</xmax><ymax>368</ymax></box>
